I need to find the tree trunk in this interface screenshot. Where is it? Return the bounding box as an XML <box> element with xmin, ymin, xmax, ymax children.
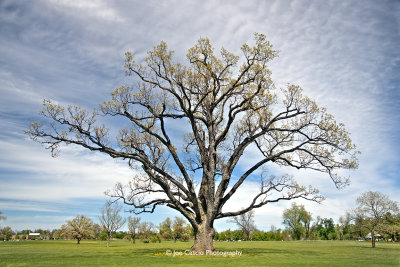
<box><xmin>371</xmin><ymin>230</ymin><xmax>375</xmax><ymax>248</ymax></box>
<box><xmin>107</xmin><ymin>237</ymin><xmax>110</xmax><ymax>247</ymax></box>
<box><xmin>191</xmin><ymin>223</ymin><xmax>215</xmax><ymax>252</ymax></box>
<box><xmin>77</xmin><ymin>238</ymin><xmax>80</xmax><ymax>244</ymax></box>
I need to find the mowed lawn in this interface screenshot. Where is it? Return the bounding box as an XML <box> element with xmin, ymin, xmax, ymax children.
<box><xmin>0</xmin><ymin>240</ymin><xmax>399</xmax><ymax>266</ymax></box>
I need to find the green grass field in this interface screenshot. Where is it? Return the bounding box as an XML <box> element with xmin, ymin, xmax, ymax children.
<box><xmin>0</xmin><ymin>240</ymin><xmax>399</xmax><ymax>266</ymax></box>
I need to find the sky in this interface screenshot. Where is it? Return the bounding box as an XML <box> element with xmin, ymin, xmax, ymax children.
<box><xmin>0</xmin><ymin>0</ymin><xmax>399</xmax><ymax>232</ymax></box>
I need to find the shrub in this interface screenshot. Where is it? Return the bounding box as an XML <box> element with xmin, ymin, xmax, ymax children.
<box><xmin>150</xmin><ymin>235</ymin><xmax>158</xmax><ymax>243</ymax></box>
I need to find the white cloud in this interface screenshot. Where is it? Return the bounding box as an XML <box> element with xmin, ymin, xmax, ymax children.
<box><xmin>0</xmin><ymin>138</ymin><xmax>134</xmax><ymax>203</ymax></box>
<box><xmin>0</xmin><ymin>201</ymin><xmax>60</xmax><ymax>213</ymax></box>
<box><xmin>3</xmin><ymin>215</ymin><xmax>77</xmax><ymax>231</ymax></box>
<box><xmin>45</xmin><ymin>0</ymin><xmax>124</xmax><ymax>23</ymax></box>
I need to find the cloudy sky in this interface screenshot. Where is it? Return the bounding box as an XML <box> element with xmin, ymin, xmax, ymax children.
<box><xmin>0</xmin><ymin>0</ymin><xmax>399</xmax><ymax>232</ymax></box>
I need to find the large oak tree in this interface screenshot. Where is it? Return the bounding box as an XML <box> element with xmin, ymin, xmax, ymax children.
<box><xmin>27</xmin><ymin>33</ymin><xmax>358</xmax><ymax>252</ymax></box>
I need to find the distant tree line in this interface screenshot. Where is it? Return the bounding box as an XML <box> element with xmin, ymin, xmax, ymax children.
<box><xmin>216</xmin><ymin>191</ymin><xmax>399</xmax><ymax>243</ymax></box>
<box><xmin>0</xmin><ymin>191</ymin><xmax>398</xmax><ymax>245</ymax></box>
<box><xmin>280</xmin><ymin>191</ymin><xmax>400</xmax><ymax>245</ymax></box>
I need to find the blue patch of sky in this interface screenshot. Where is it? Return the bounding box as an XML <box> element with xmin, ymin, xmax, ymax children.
<box><xmin>374</xmin><ymin>4</ymin><xmax>400</xmax><ymax>187</ymax></box>
<box><xmin>0</xmin><ymin>3</ymin><xmax>124</xmax><ymax>109</ymax></box>
<box><xmin>0</xmin><ymin>199</ymin><xmax>69</xmax><ymax>214</ymax></box>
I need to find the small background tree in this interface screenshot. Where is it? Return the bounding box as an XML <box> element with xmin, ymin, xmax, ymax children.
<box><xmin>159</xmin><ymin>217</ymin><xmax>173</xmax><ymax>240</ymax></box>
<box><xmin>282</xmin><ymin>202</ymin><xmax>313</xmax><ymax>240</ymax></box>
<box><xmin>352</xmin><ymin>191</ymin><xmax>399</xmax><ymax>248</ymax></box>
<box><xmin>92</xmin><ymin>223</ymin><xmax>101</xmax><ymax>240</ymax></box>
<box><xmin>337</xmin><ymin>214</ymin><xmax>352</xmax><ymax>240</ymax></box>
<box><xmin>315</xmin><ymin>217</ymin><xmax>336</xmax><ymax>240</ymax></box>
<box><xmin>51</xmin><ymin>229</ymin><xmax>62</xmax><ymax>240</ymax></box>
<box><xmin>98</xmin><ymin>200</ymin><xmax>125</xmax><ymax>247</ymax></box>
<box><xmin>230</xmin><ymin>209</ymin><xmax>256</xmax><ymax>240</ymax></box>
<box><xmin>0</xmin><ymin>211</ymin><xmax>6</xmax><ymax>226</ymax></box>
<box><xmin>172</xmin><ymin>217</ymin><xmax>187</xmax><ymax>242</ymax></box>
<box><xmin>61</xmin><ymin>215</ymin><xmax>95</xmax><ymax>244</ymax></box>
<box><xmin>138</xmin><ymin>221</ymin><xmax>156</xmax><ymax>241</ymax></box>
<box><xmin>127</xmin><ymin>216</ymin><xmax>141</xmax><ymax>243</ymax></box>
<box><xmin>0</xmin><ymin>226</ymin><xmax>14</xmax><ymax>241</ymax></box>
<box><xmin>376</xmin><ymin>213</ymin><xmax>400</xmax><ymax>241</ymax></box>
